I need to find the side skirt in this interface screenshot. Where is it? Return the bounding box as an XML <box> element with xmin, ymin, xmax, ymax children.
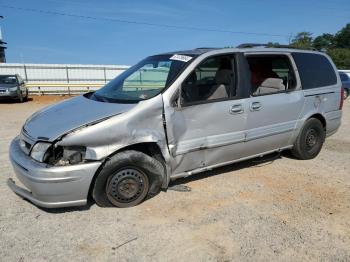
<box><xmin>170</xmin><ymin>145</ymin><xmax>293</xmax><ymax>181</ymax></box>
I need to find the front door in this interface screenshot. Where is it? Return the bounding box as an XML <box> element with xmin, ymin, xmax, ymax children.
<box><xmin>164</xmin><ymin>54</ymin><xmax>249</xmax><ymax>174</ymax></box>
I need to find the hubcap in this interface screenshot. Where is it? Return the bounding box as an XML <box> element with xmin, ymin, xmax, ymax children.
<box><xmin>305</xmin><ymin>129</ymin><xmax>317</xmax><ymax>149</ymax></box>
<box><xmin>106</xmin><ymin>168</ymin><xmax>147</xmax><ymax>205</ymax></box>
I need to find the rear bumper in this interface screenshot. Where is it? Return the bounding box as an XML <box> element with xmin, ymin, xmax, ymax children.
<box><xmin>8</xmin><ymin>137</ymin><xmax>101</xmax><ymax>208</ymax></box>
<box><xmin>325</xmin><ymin>110</ymin><xmax>342</xmax><ymax>137</ymax></box>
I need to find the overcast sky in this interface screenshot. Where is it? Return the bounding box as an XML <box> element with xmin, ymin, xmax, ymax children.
<box><xmin>0</xmin><ymin>0</ymin><xmax>349</xmax><ymax>65</ymax></box>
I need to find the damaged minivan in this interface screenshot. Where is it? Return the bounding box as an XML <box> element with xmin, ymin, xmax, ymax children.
<box><xmin>8</xmin><ymin>46</ymin><xmax>343</xmax><ymax>208</ymax></box>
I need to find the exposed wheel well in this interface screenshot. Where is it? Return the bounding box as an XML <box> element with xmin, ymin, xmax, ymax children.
<box><xmin>309</xmin><ymin>114</ymin><xmax>326</xmax><ymax>130</ymax></box>
<box><xmin>119</xmin><ymin>142</ymin><xmax>165</xmax><ymax>162</ymax></box>
<box><xmin>88</xmin><ymin>142</ymin><xmax>166</xmax><ymax>200</ymax></box>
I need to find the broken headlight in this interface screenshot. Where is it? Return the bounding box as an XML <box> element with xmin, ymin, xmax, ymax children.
<box><xmin>47</xmin><ymin>145</ymin><xmax>86</xmax><ymax>166</ymax></box>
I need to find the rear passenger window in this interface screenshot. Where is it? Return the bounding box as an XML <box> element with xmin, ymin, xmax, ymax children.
<box><xmin>246</xmin><ymin>55</ymin><xmax>296</xmax><ymax>96</ymax></box>
<box><xmin>292</xmin><ymin>53</ymin><xmax>337</xmax><ymax>89</ymax></box>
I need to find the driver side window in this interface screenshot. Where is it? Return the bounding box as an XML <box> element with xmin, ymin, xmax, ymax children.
<box><xmin>181</xmin><ymin>55</ymin><xmax>235</xmax><ymax>105</ymax></box>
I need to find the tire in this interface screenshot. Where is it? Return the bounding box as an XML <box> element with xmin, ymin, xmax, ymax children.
<box><xmin>291</xmin><ymin>118</ymin><xmax>325</xmax><ymax>160</ymax></box>
<box><xmin>344</xmin><ymin>89</ymin><xmax>349</xmax><ymax>100</ymax></box>
<box><xmin>17</xmin><ymin>91</ymin><xmax>24</xmax><ymax>103</ymax></box>
<box><xmin>23</xmin><ymin>89</ymin><xmax>29</xmax><ymax>101</ymax></box>
<box><xmin>92</xmin><ymin>150</ymin><xmax>164</xmax><ymax>208</ymax></box>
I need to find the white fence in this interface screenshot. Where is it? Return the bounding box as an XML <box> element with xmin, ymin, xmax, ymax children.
<box><xmin>0</xmin><ymin>63</ymin><xmax>130</xmax><ymax>94</ymax></box>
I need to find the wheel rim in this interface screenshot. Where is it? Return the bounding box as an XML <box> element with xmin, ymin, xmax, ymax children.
<box><xmin>106</xmin><ymin>168</ymin><xmax>149</xmax><ymax>206</ymax></box>
<box><xmin>344</xmin><ymin>89</ymin><xmax>349</xmax><ymax>99</ymax></box>
<box><xmin>305</xmin><ymin>128</ymin><xmax>318</xmax><ymax>150</ymax></box>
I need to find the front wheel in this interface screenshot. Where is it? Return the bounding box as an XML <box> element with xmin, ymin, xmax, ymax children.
<box><xmin>344</xmin><ymin>89</ymin><xmax>349</xmax><ymax>100</ymax></box>
<box><xmin>92</xmin><ymin>150</ymin><xmax>164</xmax><ymax>208</ymax></box>
<box><xmin>17</xmin><ymin>91</ymin><xmax>24</xmax><ymax>103</ymax></box>
<box><xmin>291</xmin><ymin>118</ymin><xmax>325</xmax><ymax>160</ymax></box>
<box><xmin>23</xmin><ymin>89</ymin><xmax>29</xmax><ymax>101</ymax></box>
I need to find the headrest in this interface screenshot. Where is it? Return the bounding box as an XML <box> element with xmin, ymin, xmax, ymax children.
<box><xmin>215</xmin><ymin>69</ymin><xmax>232</xmax><ymax>85</ymax></box>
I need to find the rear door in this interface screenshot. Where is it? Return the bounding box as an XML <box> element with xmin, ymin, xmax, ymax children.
<box><xmin>164</xmin><ymin>53</ymin><xmax>250</xmax><ymax>174</ymax></box>
<box><xmin>244</xmin><ymin>53</ymin><xmax>305</xmax><ymax>156</ymax></box>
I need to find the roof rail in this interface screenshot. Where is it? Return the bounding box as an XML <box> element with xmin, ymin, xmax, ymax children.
<box><xmin>236</xmin><ymin>43</ymin><xmax>317</xmax><ymax>51</ymax></box>
<box><xmin>236</xmin><ymin>43</ymin><xmax>291</xmax><ymax>48</ymax></box>
<box><xmin>195</xmin><ymin>47</ymin><xmax>219</xmax><ymax>50</ymax></box>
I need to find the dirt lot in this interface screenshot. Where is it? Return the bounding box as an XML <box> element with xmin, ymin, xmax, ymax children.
<box><xmin>0</xmin><ymin>96</ymin><xmax>349</xmax><ymax>262</ymax></box>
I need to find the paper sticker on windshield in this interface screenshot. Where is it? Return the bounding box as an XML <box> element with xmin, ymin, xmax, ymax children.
<box><xmin>170</xmin><ymin>54</ymin><xmax>193</xmax><ymax>63</ymax></box>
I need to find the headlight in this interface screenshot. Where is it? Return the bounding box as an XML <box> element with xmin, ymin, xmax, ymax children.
<box><xmin>60</xmin><ymin>146</ymin><xmax>86</xmax><ymax>165</ymax></box>
<box><xmin>30</xmin><ymin>142</ymin><xmax>51</xmax><ymax>162</ymax></box>
<box><xmin>8</xmin><ymin>87</ymin><xmax>18</xmax><ymax>91</ymax></box>
<box><xmin>47</xmin><ymin>145</ymin><xmax>86</xmax><ymax>166</ymax></box>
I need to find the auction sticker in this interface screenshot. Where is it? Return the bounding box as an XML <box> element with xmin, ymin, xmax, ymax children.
<box><xmin>170</xmin><ymin>54</ymin><xmax>193</xmax><ymax>62</ymax></box>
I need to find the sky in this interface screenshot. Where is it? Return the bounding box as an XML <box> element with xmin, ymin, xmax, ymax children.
<box><xmin>0</xmin><ymin>0</ymin><xmax>349</xmax><ymax>65</ymax></box>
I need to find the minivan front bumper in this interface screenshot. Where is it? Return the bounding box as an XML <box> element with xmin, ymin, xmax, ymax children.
<box><xmin>8</xmin><ymin>137</ymin><xmax>101</xmax><ymax>208</ymax></box>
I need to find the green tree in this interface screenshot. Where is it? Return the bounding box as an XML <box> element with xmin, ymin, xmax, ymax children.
<box><xmin>313</xmin><ymin>33</ymin><xmax>334</xmax><ymax>51</ymax></box>
<box><xmin>334</xmin><ymin>23</ymin><xmax>350</xmax><ymax>48</ymax></box>
<box><xmin>266</xmin><ymin>42</ymin><xmax>281</xmax><ymax>47</ymax></box>
<box><xmin>327</xmin><ymin>48</ymin><xmax>350</xmax><ymax>69</ymax></box>
<box><xmin>291</xmin><ymin>32</ymin><xmax>313</xmax><ymax>49</ymax></box>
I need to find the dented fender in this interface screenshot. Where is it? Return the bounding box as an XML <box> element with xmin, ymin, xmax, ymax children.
<box><xmin>56</xmin><ymin>95</ymin><xmax>171</xmax><ymax>165</ymax></box>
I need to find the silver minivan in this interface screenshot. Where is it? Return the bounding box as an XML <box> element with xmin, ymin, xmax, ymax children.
<box><xmin>8</xmin><ymin>47</ymin><xmax>343</xmax><ymax>208</ymax></box>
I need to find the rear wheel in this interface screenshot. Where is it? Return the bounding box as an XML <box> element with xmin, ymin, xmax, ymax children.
<box><xmin>291</xmin><ymin>118</ymin><xmax>325</xmax><ymax>160</ymax></box>
<box><xmin>92</xmin><ymin>150</ymin><xmax>164</xmax><ymax>208</ymax></box>
<box><xmin>344</xmin><ymin>89</ymin><xmax>349</xmax><ymax>100</ymax></box>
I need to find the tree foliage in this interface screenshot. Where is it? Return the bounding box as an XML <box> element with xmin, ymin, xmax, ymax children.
<box><xmin>327</xmin><ymin>48</ymin><xmax>350</xmax><ymax>69</ymax></box>
<box><xmin>290</xmin><ymin>23</ymin><xmax>350</xmax><ymax>69</ymax></box>
<box><xmin>313</xmin><ymin>33</ymin><xmax>334</xmax><ymax>51</ymax></box>
<box><xmin>334</xmin><ymin>23</ymin><xmax>350</xmax><ymax>48</ymax></box>
<box><xmin>291</xmin><ymin>32</ymin><xmax>313</xmax><ymax>49</ymax></box>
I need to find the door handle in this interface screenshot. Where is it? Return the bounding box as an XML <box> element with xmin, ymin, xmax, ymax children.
<box><xmin>250</xmin><ymin>101</ymin><xmax>262</xmax><ymax>111</ymax></box>
<box><xmin>230</xmin><ymin>104</ymin><xmax>243</xmax><ymax>114</ymax></box>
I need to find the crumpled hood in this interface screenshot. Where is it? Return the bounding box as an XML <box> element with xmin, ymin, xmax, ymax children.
<box><xmin>23</xmin><ymin>95</ymin><xmax>135</xmax><ymax>141</ymax></box>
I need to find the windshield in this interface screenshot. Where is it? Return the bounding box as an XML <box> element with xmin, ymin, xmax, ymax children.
<box><xmin>92</xmin><ymin>54</ymin><xmax>195</xmax><ymax>103</ymax></box>
<box><xmin>0</xmin><ymin>75</ymin><xmax>17</xmax><ymax>85</ymax></box>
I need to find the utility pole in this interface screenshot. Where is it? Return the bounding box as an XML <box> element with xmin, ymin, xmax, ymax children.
<box><xmin>0</xmin><ymin>15</ymin><xmax>7</xmax><ymax>63</ymax></box>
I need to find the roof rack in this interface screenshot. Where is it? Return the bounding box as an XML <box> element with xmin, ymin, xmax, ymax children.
<box><xmin>236</xmin><ymin>43</ymin><xmax>317</xmax><ymax>51</ymax></box>
<box><xmin>236</xmin><ymin>43</ymin><xmax>291</xmax><ymax>48</ymax></box>
<box><xmin>195</xmin><ymin>47</ymin><xmax>219</xmax><ymax>50</ymax></box>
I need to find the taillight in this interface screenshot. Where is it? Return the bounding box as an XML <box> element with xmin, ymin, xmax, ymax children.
<box><xmin>339</xmin><ymin>86</ymin><xmax>344</xmax><ymax>110</ymax></box>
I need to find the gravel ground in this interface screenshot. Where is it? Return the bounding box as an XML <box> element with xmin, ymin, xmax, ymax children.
<box><xmin>0</xmin><ymin>96</ymin><xmax>349</xmax><ymax>262</ymax></box>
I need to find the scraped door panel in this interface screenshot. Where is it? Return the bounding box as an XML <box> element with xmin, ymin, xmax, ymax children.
<box><xmin>166</xmin><ymin>99</ymin><xmax>248</xmax><ymax>174</ymax></box>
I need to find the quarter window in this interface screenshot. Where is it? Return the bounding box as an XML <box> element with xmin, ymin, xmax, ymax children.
<box><xmin>181</xmin><ymin>55</ymin><xmax>235</xmax><ymax>104</ymax></box>
<box><xmin>292</xmin><ymin>53</ymin><xmax>337</xmax><ymax>89</ymax></box>
<box><xmin>246</xmin><ymin>55</ymin><xmax>296</xmax><ymax>96</ymax></box>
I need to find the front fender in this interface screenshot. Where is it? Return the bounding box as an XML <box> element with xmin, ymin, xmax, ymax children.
<box><xmin>56</xmin><ymin>95</ymin><xmax>170</xmax><ymax>162</ymax></box>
